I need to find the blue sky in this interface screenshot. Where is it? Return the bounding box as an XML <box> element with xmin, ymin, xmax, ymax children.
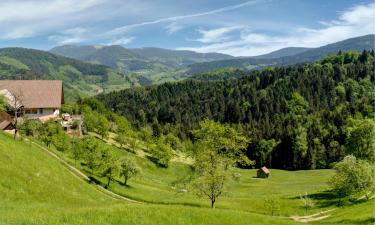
<box><xmin>0</xmin><ymin>0</ymin><xmax>374</xmax><ymax>56</ymax></box>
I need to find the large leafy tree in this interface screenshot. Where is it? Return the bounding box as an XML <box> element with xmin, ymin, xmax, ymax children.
<box><xmin>329</xmin><ymin>155</ymin><xmax>374</xmax><ymax>205</ymax></box>
<box><xmin>191</xmin><ymin>119</ymin><xmax>252</xmax><ymax>208</ymax></box>
<box><xmin>344</xmin><ymin>118</ymin><xmax>375</xmax><ymax>161</ymax></box>
<box><xmin>119</xmin><ymin>157</ymin><xmax>140</xmax><ymax>186</ymax></box>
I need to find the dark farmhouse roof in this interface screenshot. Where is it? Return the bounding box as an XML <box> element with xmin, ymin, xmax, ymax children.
<box><xmin>0</xmin><ymin>80</ymin><xmax>64</xmax><ymax>108</ymax></box>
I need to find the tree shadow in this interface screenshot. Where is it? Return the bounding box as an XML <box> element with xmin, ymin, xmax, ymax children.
<box><xmin>336</xmin><ymin>218</ymin><xmax>375</xmax><ymax>225</ymax></box>
<box><xmin>289</xmin><ymin>191</ymin><xmax>340</xmax><ymax>208</ymax></box>
<box><xmin>146</xmin><ymin>155</ymin><xmax>168</xmax><ymax>168</ymax></box>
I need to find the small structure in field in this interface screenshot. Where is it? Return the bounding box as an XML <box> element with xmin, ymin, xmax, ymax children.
<box><xmin>0</xmin><ymin>112</ymin><xmax>14</xmax><ymax>131</ymax></box>
<box><xmin>257</xmin><ymin>166</ymin><xmax>270</xmax><ymax>178</ymax></box>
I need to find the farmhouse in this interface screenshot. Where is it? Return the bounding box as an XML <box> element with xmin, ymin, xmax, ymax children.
<box><xmin>257</xmin><ymin>166</ymin><xmax>270</xmax><ymax>178</ymax></box>
<box><xmin>0</xmin><ymin>80</ymin><xmax>64</xmax><ymax>121</ymax></box>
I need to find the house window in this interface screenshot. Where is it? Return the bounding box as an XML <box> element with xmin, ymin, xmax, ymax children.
<box><xmin>25</xmin><ymin>109</ymin><xmax>38</xmax><ymax>114</ymax></box>
<box><xmin>39</xmin><ymin>108</ymin><xmax>43</xmax><ymax>114</ymax></box>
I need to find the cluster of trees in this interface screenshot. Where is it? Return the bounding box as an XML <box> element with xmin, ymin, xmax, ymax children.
<box><xmin>20</xmin><ymin>119</ymin><xmax>140</xmax><ymax>187</ymax></box>
<box><xmin>97</xmin><ymin>50</ymin><xmax>374</xmax><ymax>169</ymax></box>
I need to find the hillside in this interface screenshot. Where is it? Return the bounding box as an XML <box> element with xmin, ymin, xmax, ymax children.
<box><xmin>1</xmin><ymin>132</ymin><xmax>303</xmax><ymax>225</ymax></box>
<box><xmin>0</xmin><ymin>47</ymin><xmax>134</xmax><ymax>100</ymax></box>
<box><xmin>187</xmin><ymin>34</ymin><xmax>375</xmax><ymax>74</ymax></box>
<box><xmin>97</xmin><ymin>51</ymin><xmax>374</xmax><ymax>170</ymax></box>
<box><xmin>253</xmin><ymin>47</ymin><xmax>312</xmax><ymax>59</ymax></box>
<box><xmin>50</xmin><ymin>45</ymin><xmax>234</xmax><ymax>85</ymax></box>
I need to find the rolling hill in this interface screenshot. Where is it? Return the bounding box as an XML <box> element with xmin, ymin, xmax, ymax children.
<box><xmin>253</xmin><ymin>47</ymin><xmax>312</xmax><ymax>59</ymax></box>
<box><xmin>0</xmin><ymin>47</ymin><xmax>134</xmax><ymax>100</ymax></box>
<box><xmin>186</xmin><ymin>34</ymin><xmax>375</xmax><ymax>74</ymax></box>
<box><xmin>50</xmin><ymin>45</ymin><xmax>234</xmax><ymax>85</ymax></box>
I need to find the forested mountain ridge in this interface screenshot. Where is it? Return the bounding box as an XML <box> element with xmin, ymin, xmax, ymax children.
<box><xmin>253</xmin><ymin>47</ymin><xmax>312</xmax><ymax>59</ymax></box>
<box><xmin>0</xmin><ymin>47</ymin><xmax>133</xmax><ymax>100</ymax></box>
<box><xmin>186</xmin><ymin>34</ymin><xmax>375</xmax><ymax>74</ymax></box>
<box><xmin>50</xmin><ymin>45</ymin><xmax>234</xmax><ymax>85</ymax></box>
<box><xmin>97</xmin><ymin>50</ymin><xmax>374</xmax><ymax>170</ymax></box>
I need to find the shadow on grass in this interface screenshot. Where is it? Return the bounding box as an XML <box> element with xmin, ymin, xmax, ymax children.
<box><xmin>146</xmin><ymin>155</ymin><xmax>168</xmax><ymax>168</ymax></box>
<box><xmin>289</xmin><ymin>191</ymin><xmax>340</xmax><ymax>208</ymax></box>
<box><xmin>335</xmin><ymin>218</ymin><xmax>375</xmax><ymax>225</ymax></box>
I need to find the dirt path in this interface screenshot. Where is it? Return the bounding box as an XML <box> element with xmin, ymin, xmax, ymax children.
<box><xmin>27</xmin><ymin>139</ymin><xmax>140</xmax><ymax>203</ymax></box>
<box><xmin>291</xmin><ymin>209</ymin><xmax>336</xmax><ymax>223</ymax></box>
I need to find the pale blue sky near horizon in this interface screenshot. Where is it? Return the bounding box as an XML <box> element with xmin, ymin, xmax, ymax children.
<box><xmin>0</xmin><ymin>0</ymin><xmax>374</xmax><ymax>56</ymax></box>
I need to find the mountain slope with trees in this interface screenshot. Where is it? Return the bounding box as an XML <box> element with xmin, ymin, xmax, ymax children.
<box><xmin>0</xmin><ymin>47</ymin><xmax>134</xmax><ymax>100</ymax></box>
<box><xmin>97</xmin><ymin>50</ymin><xmax>374</xmax><ymax>170</ymax></box>
<box><xmin>187</xmin><ymin>34</ymin><xmax>374</xmax><ymax>74</ymax></box>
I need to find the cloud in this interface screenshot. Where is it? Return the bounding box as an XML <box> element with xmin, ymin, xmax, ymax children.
<box><xmin>165</xmin><ymin>22</ymin><xmax>184</xmax><ymax>35</ymax></box>
<box><xmin>107</xmin><ymin>37</ymin><xmax>134</xmax><ymax>45</ymax></box>
<box><xmin>48</xmin><ymin>27</ymin><xmax>90</xmax><ymax>45</ymax></box>
<box><xmin>105</xmin><ymin>0</ymin><xmax>265</xmax><ymax>36</ymax></box>
<box><xmin>196</xmin><ymin>26</ymin><xmax>243</xmax><ymax>43</ymax></box>
<box><xmin>178</xmin><ymin>3</ymin><xmax>375</xmax><ymax>56</ymax></box>
<box><xmin>0</xmin><ymin>0</ymin><xmax>105</xmax><ymax>39</ymax></box>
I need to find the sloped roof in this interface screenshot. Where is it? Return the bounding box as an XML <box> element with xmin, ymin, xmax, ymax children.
<box><xmin>0</xmin><ymin>80</ymin><xmax>64</xmax><ymax>108</ymax></box>
<box><xmin>260</xmin><ymin>166</ymin><xmax>270</xmax><ymax>174</ymax></box>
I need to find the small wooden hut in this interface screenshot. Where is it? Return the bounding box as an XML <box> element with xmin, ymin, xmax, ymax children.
<box><xmin>257</xmin><ymin>166</ymin><xmax>270</xmax><ymax>178</ymax></box>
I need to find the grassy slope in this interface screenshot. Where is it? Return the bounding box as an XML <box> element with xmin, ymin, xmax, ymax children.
<box><xmin>1</xmin><ymin>132</ymin><xmax>373</xmax><ymax>224</ymax></box>
<box><xmin>52</xmin><ymin>134</ymin><xmax>374</xmax><ymax>219</ymax></box>
<box><xmin>0</xmin><ymin>132</ymin><xmax>298</xmax><ymax>225</ymax></box>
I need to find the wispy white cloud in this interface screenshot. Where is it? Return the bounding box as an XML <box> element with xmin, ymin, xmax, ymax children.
<box><xmin>107</xmin><ymin>37</ymin><xmax>135</xmax><ymax>45</ymax></box>
<box><xmin>48</xmin><ymin>27</ymin><xmax>90</xmax><ymax>45</ymax></box>
<box><xmin>0</xmin><ymin>0</ymin><xmax>105</xmax><ymax>39</ymax></box>
<box><xmin>196</xmin><ymin>26</ymin><xmax>243</xmax><ymax>43</ymax></box>
<box><xmin>178</xmin><ymin>3</ymin><xmax>375</xmax><ymax>56</ymax></box>
<box><xmin>105</xmin><ymin>0</ymin><xmax>265</xmax><ymax>36</ymax></box>
<box><xmin>165</xmin><ymin>22</ymin><xmax>184</xmax><ymax>35</ymax></box>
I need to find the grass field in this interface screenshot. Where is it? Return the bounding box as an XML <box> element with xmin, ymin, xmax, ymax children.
<box><xmin>0</xmin><ymin>132</ymin><xmax>373</xmax><ymax>224</ymax></box>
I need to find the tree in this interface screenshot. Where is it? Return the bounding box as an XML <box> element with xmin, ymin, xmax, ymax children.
<box><xmin>97</xmin><ymin>115</ymin><xmax>110</xmax><ymax>140</ymax></box>
<box><xmin>41</xmin><ymin>121</ymin><xmax>62</xmax><ymax>147</ymax></box>
<box><xmin>52</xmin><ymin>132</ymin><xmax>71</xmax><ymax>152</ymax></box>
<box><xmin>264</xmin><ymin>195</ymin><xmax>281</xmax><ymax>216</ymax></box>
<box><xmin>191</xmin><ymin>119</ymin><xmax>252</xmax><ymax>208</ymax></box>
<box><xmin>344</xmin><ymin>118</ymin><xmax>375</xmax><ymax>161</ymax></box>
<box><xmin>150</xmin><ymin>136</ymin><xmax>173</xmax><ymax>168</ymax></box>
<box><xmin>329</xmin><ymin>155</ymin><xmax>374</xmax><ymax>206</ymax></box>
<box><xmin>300</xmin><ymin>193</ymin><xmax>314</xmax><ymax>213</ymax></box>
<box><xmin>83</xmin><ymin>107</ymin><xmax>97</xmax><ymax>133</ymax></box>
<box><xmin>70</xmin><ymin>137</ymin><xmax>83</xmax><ymax>166</ymax></box>
<box><xmin>119</xmin><ymin>157</ymin><xmax>140</xmax><ymax>186</ymax></box>
<box><xmin>141</xmin><ymin>125</ymin><xmax>154</xmax><ymax>151</ymax></box>
<box><xmin>256</xmin><ymin>139</ymin><xmax>279</xmax><ymax>166</ymax></box>
<box><xmin>7</xmin><ymin>89</ymin><xmax>24</xmax><ymax>139</ymax></box>
<box><xmin>100</xmin><ymin>149</ymin><xmax>118</xmax><ymax>188</ymax></box>
<box><xmin>82</xmin><ymin>137</ymin><xmax>101</xmax><ymax>174</ymax></box>
<box><xmin>21</xmin><ymin>119</ymin><xmax>43</xmax><ymax>137</ymax></box>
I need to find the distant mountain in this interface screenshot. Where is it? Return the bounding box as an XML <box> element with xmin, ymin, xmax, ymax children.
<box><xmin>129</xmin><ymin>47</ymin><xmax>234</xmax><ymax>67</ymax></box>
<box><xmin>187</xmin><ymin>34</ymin><xmax>375</xmax><ymax>74</ymax></box>
<box><xmin>253</xmin><ymin>47</ymin><xmax>312</xmax><ymax>59</ymax></box>
<box><xmin>0</xmin><ymin>47</ymin><xmax>134</xmax><ymax>100</ymax></box>
<box><xmin>50</xmin><ymin>45</ymin><xmax>235</xmax><ymax>85</ymax></box>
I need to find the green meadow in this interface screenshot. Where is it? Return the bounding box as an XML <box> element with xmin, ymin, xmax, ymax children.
<box><xmin>0</xmin><ymin>132</ymin><xmax>373</xmax><ymax>225</ymax></box>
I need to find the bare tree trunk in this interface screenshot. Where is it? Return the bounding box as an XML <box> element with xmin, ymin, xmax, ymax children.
<box><xmin>13</xmin><ymin>110</ymin><xmax>17</xmax><ymax>140</ymax></box>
